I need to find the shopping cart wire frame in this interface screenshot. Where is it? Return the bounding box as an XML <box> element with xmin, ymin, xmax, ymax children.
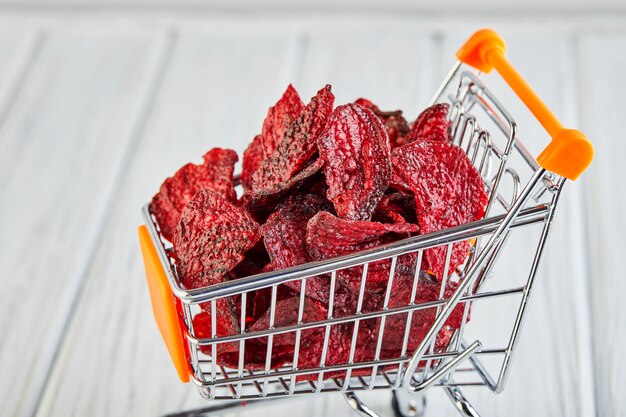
<box><xmin>138</xmin><ymin>29</ymin><xmax>593</xmax><ymax>417</ymax></box>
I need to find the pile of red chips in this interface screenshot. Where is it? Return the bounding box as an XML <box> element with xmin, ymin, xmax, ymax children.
<box><xmin>151</xmin><ymin>84</ymin><xmax>488</xmax><ymax>377</ymax></box>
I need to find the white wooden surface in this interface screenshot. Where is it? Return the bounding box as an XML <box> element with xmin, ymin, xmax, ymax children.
<box><xmin>0</xmin><ymin>14</ymin><xmax>623</xmax><ymax>417</ymax></box>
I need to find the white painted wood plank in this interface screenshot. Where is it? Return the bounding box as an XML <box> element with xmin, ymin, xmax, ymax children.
<box><xmin>415</xmin><ymin>28</ymin><xmax>596</xmax><ymax>417</ymax></box>
<box><xmin>296</xmin><ymin>27</ymin><xmax>434</xmax><ymax>120</ymax></box>
<box><xmin>0</xmin><ymin>29</ymin><xmax>167</xmax><ymax>417</ymax></box>
<box><xmin>579</xmin><ymin>33</ymin><xmax>626</xmax><ymax>417</ymax></box>
<box><xmin>0</xmin><ymin>28</ymin><xmax>42</xmax><ymax>145</ymax></box>
<box><xmin>35</xmin><ymin>28</ymin><xmax>302</xmax><ymax>417</ymax></box>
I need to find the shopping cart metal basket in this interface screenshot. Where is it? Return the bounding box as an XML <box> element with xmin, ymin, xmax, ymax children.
<box><xmin>138</xmin><ymin>29</ymin><xmax>594</xmax><ymax>417</ymax></box>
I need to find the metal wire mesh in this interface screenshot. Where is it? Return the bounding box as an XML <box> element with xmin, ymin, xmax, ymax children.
<box><xmin>142</xmin><ymin>62</ymin><xmax>566</xmax><ymax>402</ymax></box>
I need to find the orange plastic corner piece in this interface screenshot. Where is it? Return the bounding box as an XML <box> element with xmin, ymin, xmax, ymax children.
<box><xmin>536</xmin><ymin>129</ymin><xmax>594</xmax><ymax>180</ymax></box>
<box><xmin>138</xmin><ymin>225</ymin><xmax>190</xmax><ymax>383</ymax></box>
<box><xmin>455</xmin><ymin>29</ymin><xmax>506</xmax><ymax>73</ymax></box>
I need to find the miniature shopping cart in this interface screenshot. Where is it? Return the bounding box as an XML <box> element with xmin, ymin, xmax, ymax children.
<box><xmin>138</xmin><ymin>29</ymin><xmax>593</xmax><ymax>417</ymax></box>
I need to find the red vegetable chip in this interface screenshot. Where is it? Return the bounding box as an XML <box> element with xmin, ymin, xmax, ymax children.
<box><xmin>248</xmin><ymin>297</ymin><xmax>327</xmax><ymax>364</ymax></box>
<box><xmin>193</xmin><ymin>299</ymin><xmax>240</xmax><ymax>355</ymax></box>
<box><xmin>391</xmin><ymin>141</ymin><xmax>488</xmax><ymax>280</ymax></box>
<box><xmin>248</xmin><ymin>85</ymin><xmax>334</xmax><ymax>196</ymax></box>
<box><xmin>296</xmin><ymin>320</ymin><xmax>380</xmax><ymax>380</ymax></box>
<box><xmin>261</xmin><ymin>84</ymin><xmax>305</xmax><ymax>157</ymax></box>
<box><xmin>241</xmin><ymin>134</ymin><xmax>264</xmax><ymax>191</ymax></box>
<box><xmin>261</xmin><ymin>193</ymin><xmax>333</xmax><ymax>302</ymax></box>
<box><xmin>381</xmin><ymin>275</ymin><xmax>466</xmax><ymax>361</ymax></box>
<box><xmin>318</xmin><ymin>103</ymin><xmax>392</xmax><ymax>221</ymax></box>
<box><xmin>373</xmin><ymin>192</ymin><xmax>418</xmax><ymax>224</ymax></box>
<box><xmin>241</xmin><ymin>158</ymin><xmax>325</xmax><ymax>216</ymax></box>
<box><xmin>173</xmin><ymin>189</ymin><xmax>261</xmax><ymax>289</ymax></box>
<box><xmin>230</xmin><ymin>241</ymin><xmax>271</xmax><ymax>326</ymax></box>
<box><xmin>250</xmin><ymin>284</ymin><xmax>298</xmax><ymax>322</ymax></box>
<box><xmin>241</xmin><ymin>86</ymin><xmax>304</xmax><ymax>191</ymax></box>
<box><xmin>405</xmin><ymin>103</ymin><xmax>451</xmax><ymax>144</ymax></box>
<box><xmin>151</xmin><ymin>148</ymin><xmax>238</xmax><ymax>241</ymax></box>
<box><xmin>306</xmin><ymin>212</ymin><xmax>419</xmax><ymax>294</ymax></box>
<box><xmin>355</xmin><ymin>98</ymin><xmax>410</xmax><ymax>148</ymax></box>
<box><xmin>195</xmin><ymin>301</ymin><xmax>293</xmax><ymax>370</ymax></box>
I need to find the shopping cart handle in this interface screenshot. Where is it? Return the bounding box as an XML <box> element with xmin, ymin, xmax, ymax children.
<box><xmin>138</xmin><ymin>225</ymin><xmax>190</xmax><ymax>383</ymax></box>
<box><xmin>456</xmin><ymin>29</ymin><xmax>593</xmax><ymax>180</ymax></box>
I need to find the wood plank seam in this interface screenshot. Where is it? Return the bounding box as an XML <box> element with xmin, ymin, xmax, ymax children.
<box><xmin>27</xmin><ymin>29</ymin><xmax>179</xmax><ymax>417</ymax></box>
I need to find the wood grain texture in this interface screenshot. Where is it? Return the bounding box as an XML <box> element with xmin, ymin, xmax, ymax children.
<box><xmin>579</xmin><ymin>33</ymin><xmax>626</xmax><ymax>417</ymax></box>
<box><xmin>0</xmin><ymin>28</ymin><xmax>166</xmax><ymax>417</ymax></box>
<box><xmin>35</xmin><ymin>28</ymin><xmax>302</xmax><ymax>417</ymax></box>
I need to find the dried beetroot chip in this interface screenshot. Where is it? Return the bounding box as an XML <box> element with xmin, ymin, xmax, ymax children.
<box><xmin>249</xmin><ymin>85</ymin><xmax>334</xmax><ymax>195</ymax></box>
<box><xmin>250</xmin><ymin>297</ymin><xmax>326</xmax><ymax>335</ymax></box>
<box><xmin>261</xmin><ymin>84</ymin><xmax>304</xmax><ymax>157</ymax></box>
<box><xmin>261</xmin><ymin>193</ymin><xmax>332</xmax><ymax>301</ymax></box>
<box><xmin>306</xmin><ymin>212</ymin><xmax>419</xmax><ymax>260</ymax></box>
<box><xmin>318</xmin><ymin>103</ymin><xmax>392</xmax><ymax>221</ymax></box>
<box><xmin>355</xmin><ymin>98</ymin><xmax>410</xmax><ymax>148</ymax></box>
<box><xmin>381</xmin><ymin>323</ymin><xmax>455</xmax><ymax>369</ymax></box>
<box><xmin>241</xmin><ymin>158</ymin><xmax>324</xmax><ymax>216</ymax></box>
<box><xmin>405</xmin><ymin>103</ymin><xmax>451</xmax><ymax>144</ymax></box>
<box><xmin>251</xmin><ymin>284</ymin><xmax>298</xmax><ymax>322</ymax></box>
<box><xmin>230</xmin><ymin>242</ymin><xmax>271</xmax><ymax>326</ymax></box>
<box><xmin>195</xmin><ymin>311</ymin><xmax>293</xmax><ymax>371</ymax></box>
<box><xmin>173</xmin><ymin>189</ymin><xmax>261</xmax><ymax>289</ymax></box>
<box><xmin>151</xmin><ymin>148</ymin><xmax>238</xmax><ymax>241</ymax></box>
<box><xmin>380</xmin><ymin>275</ymin><xmax>466</xmax><ymax>360</ymax></box>
<box><xmin>391</xmin><ymin>141</ymin><xmax>488</xmax><ymax>280</ymax></box>
<box><xmin>249</xmin><ymin>297</ymin><xmax>327</xmax><ymax>361</ymax></box>
<box><xmin>262</xmin><ymin>193</ymin><xmax>329</xmax><ymax>271</ymax></box>
<box><xmin>241</xmin><ymin>134</ymin><xmax>264</xmax><ymax>191</ymax></box>
<box><xmin>216</xmin><ymin>345</ymin><xmax>293</xmax><ymax>371</ymax></box>
<box><xmin>373</xmin><ymin>192</ymin><xmax>418</xmax><ymax>224</ymax></box>
<box><xmin>231</xmin><ymin>240</ymin><xmax>270</xmax><ymax>279</ymax></box>
<box><xmin>296</xmin><ymin>319</ymin><xmax>381</xmax><ymax>380</ymax></box>
<box><xmin>306</xmin><ymin>212</ymin><xmax>419</xmax><ymax>294</ymax></box>
<box><xmin>193</xmin><ymin>299</ymin><xmax>240</xmax><ymax>355</ymax></box>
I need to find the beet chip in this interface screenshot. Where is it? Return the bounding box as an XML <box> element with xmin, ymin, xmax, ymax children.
<box><xmin>380</xmin><ymin>275</ymin><xmax>466</xmax><ymax>365</ymax></box>
<box><xmin>242</xmin><ymin>158</ymin><xmax>324</xmax><ymax>216</ymax></box>
<box><xmin>296</xmin><ymin>320</ymin><xmax>379</xmax><ymax>381</ymax></box>
<box><xmin>248</xmin><ymin>297</ymin><xmax>327</xmax><ymax>366</ymax></box>
<box><xmin>261</xmin><ymin>84</ymin><xmax>304</xmax><ymax>157</ymax></box>
<box><xmin>306</xmin><ymin>212</ymin><xmax>419</xmax><ymax>294</ymax></box>
<box><xmin>354</xmin><ymin>98</ymin><xmax>410</xmax><ymax>148</ymax></box>
<box><xmin>318</xmin><ymin>103</ymin><xmax>392</xmax><ymax>221</ymax></box>
<box><xmin>241</xmin><ymin>134</ymin><xmax>264</xmax><ymax>191</ymax></box>
<box><xmin>405</xmin><ymin>103</ymin><xmax>451</xmax><ymax>144</ymax></box>
<box><xmin>373</xmin><ymin>192</ymin><xmax>418</xmax><ymax>224</ymax></box>
<box><xmin>248</xmin><ymin>85</ymin><xmax>334</xmax><ymax>196</ymax></box>
<box><xmin>391</xmin><ymin>141</ymin><xmax>488</xmax><ymax>279</ymax></box>
<box><xmin>173</xmin><ymin>189</ymin><xmax>261</xmax><ymax>289</ymax></box>
<box><xmin>151</xmin><ymin>148</ymin><xmax>238</xmax><ymax>241</ymax></box>
<box><xmin>261</xmin><ymin>193</ymin><xmax>332</xmax><ymax>302</ymax></box>
<box><xmin>193</xmin><ymin>299</ymin><xmax>240</xmax><ymax>355</ymax></box>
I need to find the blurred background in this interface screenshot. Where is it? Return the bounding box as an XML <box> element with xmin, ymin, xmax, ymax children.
<box><xmin>0</xmin><ymin>1</ymin><xmax>623</xmax><ymax>417</ymax></box>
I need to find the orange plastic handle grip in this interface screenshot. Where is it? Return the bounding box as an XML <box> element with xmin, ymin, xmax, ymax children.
<box><xmin>456</xmin><ymin>29</ymin><xmax>593</xmax><ymax>180</ymax></box>
<box><xmin>138</xmin><ymin>225</ymin><xmax>190</xmax><ymax>382</ymax></box>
